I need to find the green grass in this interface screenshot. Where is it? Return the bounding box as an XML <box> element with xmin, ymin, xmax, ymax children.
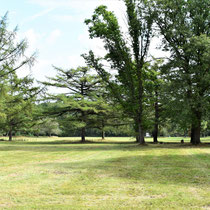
<box><xmin>0</xmin><ymin>137</ymin><xmax>209</xmax><ymax>209</ymax></box>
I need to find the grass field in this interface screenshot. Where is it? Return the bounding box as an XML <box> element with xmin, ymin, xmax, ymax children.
<box><xmin>0</xmin><ymin>136</ymin><xmax>209</xmax><ymax>209</ymax></box>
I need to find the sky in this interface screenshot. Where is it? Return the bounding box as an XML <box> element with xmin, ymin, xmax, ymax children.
<box><xmin>1</xmin><ymin>0</ymin><xmax>162</xmax><ymax>83</ymax></box>
<box><xmin>0</xmin><ymin>0</ymin><xmax>127</xmax><ymax>82</ymax></box>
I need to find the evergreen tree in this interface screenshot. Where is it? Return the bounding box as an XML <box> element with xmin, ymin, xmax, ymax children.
<box><xmin>0</xmin><ymin>73</ymin><xmax>40</xmax><ymax>140</ymax></box>
<box><xmin>42</xmin><ymin>66</ymin><xmax>103</xmax><ymax>142</ymax></box>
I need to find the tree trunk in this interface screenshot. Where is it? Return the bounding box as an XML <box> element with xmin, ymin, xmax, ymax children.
<box><xmin>81</xmin><ymin>109</ymin><xmax>86</xmax><ymax>143</ymax></box>
<box><xmin>137</xmin><ymin>122</ymin><xmax>145</xmax><ymax>144</ymax></box>
<box><xmin>153</xmin><ymin>91</ymin><xmax>159</xmax><ymax>143</ymax></box>
<box><xmin>101</xmin><ymin>130</ymin><xmax>105</xmax><ymax>140</ymax></box>
<box><xmin>153</xmin><ymin>125</ymin><xmax>158</xmax><ymax>143</ymax></box>
<box><xmin>134</xmin><ymin>120</ymin><xmax>139</xmax><ymax>142</ymax></box>
<box><xmin>190</xmin><ymin>111</ymin><xmax>201</xmax><ymax>145</ymax></box>
<box><xmin>191</xmin><ymin>124</ymin><xmax>201</xmax><ymax>145</ymax></box>
<box><xmin>81</xmin><ymin>127</ymin><xmax>86</xmax><ymax>143</ymax></box>
<box><xmin>9</xmin><ymin>129</ymin><xmax>12</xmax><ymax>141</ymax></box>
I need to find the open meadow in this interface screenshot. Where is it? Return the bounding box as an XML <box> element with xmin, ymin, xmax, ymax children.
<box><xmin>0</xmin><ymin>137</ymin><xmax>210</xmax><ymax>209</ymax></box>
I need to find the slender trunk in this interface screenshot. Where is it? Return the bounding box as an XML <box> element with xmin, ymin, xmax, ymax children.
<box><xmin>9</xmin><ymin>128</ymin><xmax>12</xmax><ymax>141</ymax></box>
<box><xmin>137</xmin><ymin>69</ymin><xmax>145</xmax><ymax>144</ymax></box>
<box><xmin>101</xmin><ymin>120</ymin><xmax>105</xmax><ymax>140</ymax></box>
<box><xmin>190</xmin><ymin>111</ymin><xmax>201</xmax><ymax>145</ymax></box>
<box><xmin>81</xmin><ymin>127</ymin><xmax>86</xmax><ymax>142</ymax></box>
<box><xmin>138</xmin><ymin>123</ymin><xmax>145</xmax><ymax>144</ymax></box>
<box><xmin>153</xmin><ymin>125</ymin><xmax>158</xmax><ymax>143</ymax></box>
<box><xmin>101</xmin><ymin>130</ymin><xmax>105</xmax><ymax>140</ymax></box>
<box><xmin>153</xmin><ymin>90</ymin><xmax>159</xmax><ymax>143</ymax></box>
<box><xmin>137</xmin><ymin>85</ymin><xmax>145</xmax><ymax>144</ymax></box>
<box><xmin>134</xmin><ymin>120</ymin><xmax>139</xmax><ymax>142</ymax></box>
<box><xmin>81</xmin><ymin>109</ymin><xmax>86</xmax><ymax>142</ymax></box>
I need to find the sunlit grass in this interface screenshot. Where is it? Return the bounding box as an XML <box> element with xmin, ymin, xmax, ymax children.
<box><xmin>0</xmin><ymin>136</ymin><xmax>209</xmax><ymax>209</ymax></box>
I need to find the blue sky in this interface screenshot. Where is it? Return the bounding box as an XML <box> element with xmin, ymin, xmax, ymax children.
<box><xmin>1</xmin><ymin>0</ymin><xmax>163</xmax><ymax>84</ymax></box>
<box><xmin>1</xmin><ymin>0</ymin><xmax>126</xmax><ymax>81</ymax></box>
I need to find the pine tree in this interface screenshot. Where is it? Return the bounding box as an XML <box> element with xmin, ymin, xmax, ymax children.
<box><xmin>42</xmin><ymin>66</ymin><xmax>103</xmax><ymax>142</ymax></box>
<box><xmin>0</xmin><ymin>73</ymin><xmax>40</xmax><ymax>141</ymax></box>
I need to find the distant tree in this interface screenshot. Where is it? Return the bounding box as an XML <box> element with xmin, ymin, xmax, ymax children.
<box><xmin>84</xmin><ymin>0</ymin><xmax>155</xmax><ymax>144</ymax></box>
<box><xmin>152</xmin><ymin>0</ymin><xmax>210</xmax><ymax>144</ymax></box>
<box><xmin>38</xmin><ymin>118</ymin><xmax>61</xmax><ymax>137</ymax></box>
<box><xmin>42</xmin><ymin>66</ymin><xmax>103</xmax><ymax>142</ymax></box>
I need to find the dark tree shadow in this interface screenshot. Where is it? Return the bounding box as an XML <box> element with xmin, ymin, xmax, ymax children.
<box><xmin>39</xmin><ymin>153</ymin><xmax>210</xmax><ymax>186</ymax></box>
<box><xmin>0</xmin><ymin>140</ymin><xmax>209</xmax><ymax>152</ymax></box>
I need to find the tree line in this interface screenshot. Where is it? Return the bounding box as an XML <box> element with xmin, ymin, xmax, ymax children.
<box><xmin>0</xmin><ymin>0</ymin><xmax>209</xmax><ymax>144</ymax></box>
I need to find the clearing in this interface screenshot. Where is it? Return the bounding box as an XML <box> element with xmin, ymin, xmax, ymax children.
<box><xmin>0</xmin><ymin>137</ymin><xmax>209</xmax><ymax>209</ymax></box>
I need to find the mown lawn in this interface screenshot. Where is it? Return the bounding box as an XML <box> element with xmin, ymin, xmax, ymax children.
<box><xmin>0</xmin><ymin>137</ymin><xmax>209</xmax><ymax>209</ymax></box>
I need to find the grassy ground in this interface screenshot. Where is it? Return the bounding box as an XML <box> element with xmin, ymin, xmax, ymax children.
<box><xmin>0</xmin><ymin>136</ymin><xmax>209</xmax><ymax>209</ymax></box>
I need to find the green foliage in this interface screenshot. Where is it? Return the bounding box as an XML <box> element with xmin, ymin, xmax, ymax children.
<box><xmin>42</xmin><ymin>66</ymin><xmax>107</xmax><ymax>141</ymax></box>
<box><xmin>84</xmin><ymin>0</ymin><xmax>155</xmax><ymax>143</ymax></box>
<box><xmin>0</xmin><ymin>72</ymin><xmax>40</xmax><ymax>140</ymax></box>
<box><xmin>151</xmin><ymin>0</ymin><xmax>210</xmax><ymax>143</ymax></box>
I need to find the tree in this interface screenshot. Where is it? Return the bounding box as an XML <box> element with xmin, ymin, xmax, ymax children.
<box><xmin>0</xmin><ymin>73</ymin><xmax>40</xmax><ymax>141</ymax></box>
<box><xmin>0</xmin><ymin>13</ymin><xmax>35</xmax><ymax>78</ymax></box>
<box><xmin>152</xmin><ymin>0</ymin><xmax>210</xmax><ymax>144</ymax></box>
<box><xmin>144</xmin><ymin>59</ymin><xmax>164</xmax><ymax>143</ymax></box>
<box><xmin>42</xmin><ymin>66</ymin><xmax>103</xmax><ymax>142</ymax></box>
<box><xmin>84</xmin><ymin>0</ymin><xmax>155</xmax><ymax>144</ymax></box>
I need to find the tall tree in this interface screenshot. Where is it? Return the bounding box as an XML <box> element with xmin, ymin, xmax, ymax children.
<box><xmin>84</xmin><ymin>0</ymin><xmax>155</xmax><ymax>144</ymax></box>
<box><xmin>152</xmin><ymin>0</ymin><xmax>210</xmax><ymax>144</ymax></box>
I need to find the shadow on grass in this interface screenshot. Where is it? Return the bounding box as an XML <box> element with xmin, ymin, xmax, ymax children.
<box><xmin>40</xmin><ymin>153</ymin><xmax>210</xmax><ymax>186</ymax></box>
<box><xmin>0</xmin><ymin>140</ymin><xmax>209</xmax><ymax>152</ymax></box>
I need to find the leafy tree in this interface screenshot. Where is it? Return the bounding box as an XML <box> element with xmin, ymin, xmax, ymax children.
<box><xmin>42</xmin><ymin>66</ymin><xmax>103</xmax><ymax>142</ymax></box>
<box><xmin>143</xmin><ymin>59</ymin><xmax>165</xmax><ymax>143</ymax></box>
<box><xmin>84</xmin><ymin>0</ymin><xmax>155</xmax><ymax>144</ymax></box>
<box><xmin>152</xmin><ymin>0</ymin><xmax>210</xmax><ymax>144</ymax></box>
<box><xmin>38</xmin><ymin>118</ymin><xmax>61</xmax><ymax>137</ymax></box>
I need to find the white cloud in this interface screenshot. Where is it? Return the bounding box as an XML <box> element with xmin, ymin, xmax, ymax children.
<box><xmin>47</xmin><ymin>29</ymin><xmax>61</xmax><ymax>44</ymax></box>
